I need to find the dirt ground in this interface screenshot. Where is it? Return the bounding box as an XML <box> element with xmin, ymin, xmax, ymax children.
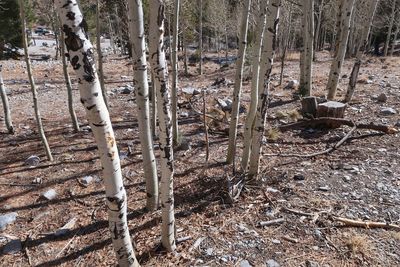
<box><xmin>0</xmin><ymin>51</ymin><xmax>399</xmax><ymax>267</ymax></box>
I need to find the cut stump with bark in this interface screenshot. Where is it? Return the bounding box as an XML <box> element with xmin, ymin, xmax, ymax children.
<box><xmin>316</xmin><ymin>101</ymin><xmax>346</xmax><ymax>118</ymax></box>
<box><xmin>301</xmin><ymin>96</ymin><xmax>318</xmax><ymax>117</ymax></box>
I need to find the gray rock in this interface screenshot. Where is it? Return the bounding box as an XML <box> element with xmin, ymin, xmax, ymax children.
<box><xmin>377</xmin><ymin>93</ymin><xmax>387</xmax><ymax>102</ymax></box>
<box><xmin>386</xmin><ymin>82</ymin><xmax>392</xmax><ymax>88</ymax></box>
<box><xmin>32</xmin><ymin>177</ymin><xmax>42</xmax><ymax>184</ymax></box>
<box><xmin>180</xmin><ymin>111</ymin><xmax>189</xmax><ymax>118</ymax></box>
<box><xmin>121</xmin><ymin>85</ymin><xmax>134</xmax><ymax>94</ymax></box>
<box><xmin>240</xmin><ymin>260</ymin><xmax>252</xmax><ymax>267</ymax></box>
<box><xmin>3</xmin><ymin>239</ymin><xmax>22</xmax><ymax>254</ymax></box>
<box><xmin>306</xmin><ymin>260</ymin><xmax>320</xmax><ymax>267</ymax></box>
<box><xmin>318</xmin><ymin>186</ymin><xmax>330</xmax><ymax>192</ymax></box>
<box><xmin>381</xmin><ymin>107</ymin><xmax>397</xmax><ymax>115</ymax></box>
<box><xmin>182</xmin><ymin>87</ymin><xmax>200</xmax><ymax>95</ymax></box>
<box><xmin>206</xmin><ymin>247</ymin><xmax>214</xmax><ymax>256</ymax></box>
<box><xmin>293</xmin><ymin>174</ymin><xmax>305</xmax><ymax>181</ymax></box>
<box><xmin>343</xmin><ymin>175</ymin><xmax>351</xmax><ymax>182</ymax></box>
<box><xmin>266</xmin><ymin>259</ymin><xmax>280</xmax><ymax>267</ymax></box>
<box><xmin>285</xmin><ymin>80</ymin><xmax>299</xmax><ymax>89</ymax></box>
<box><xmin>80</xmin><ymin>176</ymin><xmax>93</xmax><ymax>186</ymax></box>
<box><xmin>0</xmin><ymin>212</ymin><xmax>18</xmax><ymax>230</ymax></box>
<box><xmin>25</xmin><ymin>155</ymin><xmax>40</xmax><ymax>167</ymax></box>
<box><xmin>395</xmin><ymin>121</ymin><xmax>400</xmax><ymax>127</ymax></box>
<box><xmin>42</xmin><ymin>189</ymin><xmax>57</xmax><ymax>200</ymax></box>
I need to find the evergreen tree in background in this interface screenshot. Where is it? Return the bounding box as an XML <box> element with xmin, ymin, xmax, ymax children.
<box><xmin>0</xmin><ymin>0</ymin><xmax>22</xmax><ymax>59</ymax></box>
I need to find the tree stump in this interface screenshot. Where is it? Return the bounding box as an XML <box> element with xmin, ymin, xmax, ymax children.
<box><xmin>301</xmin><ymin>96</ymin><xmax>318</xmax><ymax>117</ymax></box>
<box><xmin>316</xmin><ymin>101</ymin><xmax>346</xmax><ymax>118</ymax></box>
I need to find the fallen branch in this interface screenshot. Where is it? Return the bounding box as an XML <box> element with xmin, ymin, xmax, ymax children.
<box><xmin>278</xmin><ymin>117</ymin><xmax>398</xmax><ymax>134</ymax></box>
<box><xmin>259</xmin><ymin>217</ymin><xmax>285</xmax><ymax>227</ymax></box>
<box><xmin>333</xmin><ymin>216</ymin><xmax>400</xmax><ymax>231</ymax></box>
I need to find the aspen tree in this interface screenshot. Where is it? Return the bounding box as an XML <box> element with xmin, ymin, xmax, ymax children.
<box><xmin>248</xmin><ymin>0</ymin><xmax>281</xmax><ymax>179</ymax></box>
<box><xmin>171</xmin><ymin>0</ymin><xmax>180</xmax><ymax>146</ymax></box>
<box><xmin>326</xmin><ymin>0</ymin><xmax>356</xmax><ymax>100</ymax></box>
<box><xmin>299</xmin><ymin>0</ymin><xmax>314</xmax><ymax>96</ymax></box>
<box><xmin>127</xmin><ymin>0</ymin><xmax>159</xmax><ymax>211</ymax></box>
<box><xmin>60</xmin><ymin>27</ymin><xmax>80</xmax><ymax>132</ymax></box>
<box><xmin>384</xmin><ymin>0</ymin><xmax>396</xmax><ymax>57</ymax></box>
<box><xmin>18</xmin><ymin>0</ymin><xmax>53</xmax><ymax>161</ymax></box>
<box><xmin>241</xmin><ymin>0</ymin><xmax>267</xmax><ymax>171</ymax></box>
<box><xmin>148</xmin><ymin>0</ymin><xmax>176</xmax><ymax>252</ymax></box>
<box><xmin>314</xmin><ymin>0</ymin><xmax>325</xmax><ymax>56</ymax></box>
<box><xmin>344</xmin><ymin>0</ymin><xmax>379</xmax><ymax>103</ymax></box>
<box><xmin>198</xmin><ymin>0</ymin><xmax>203</xmax><ymax>75</ymax></box>
<box><xmin>55</xmin><ymin>1</ymin><xmax>139</xmax><ymax>265</ymax></box>
<box><xmin>226</xmin><ymin>0</ymin><xmax>252</xmax><ymax>164</ymax></box>
<box><xmin>0</xmin><ymin>65</ymin><xmax>14</xmax><ymax>134</ymax></box>
<box><xmin>96</xmin><ymin>0</ymin><xmax>108</xmax><ymax>108</ymax></box>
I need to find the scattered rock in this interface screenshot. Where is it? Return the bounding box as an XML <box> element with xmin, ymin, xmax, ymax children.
<box><xmin>385</xmin><ymin>82</ymin><xmax>391</xmax><ymax>88</ymax></box>
<box><xmin>25</xmin><ymin>155</ymin><xmax>40</xmax><ymax>167</ymax></box>
<box><xmin>395</xmin><ymin>121</ymin><xmax>400</xmax><ymax>127</ymax></box>
<box><xmin>377</xmin><ymin>93</ymin><xmax>388</xmax><ymax>102</ymax></box>
<box><xmin>272</xmin><ymin>239</ymin><xmax>281</xmax><ymax>244</ymax></box>
<box><xmin>3</xmin><ymin>239</ymin><xmax>22</xmax><ymax>254</ymax></box>
<box><xmin>0</xmin><ymin>212</ymin><xmax>18</xmax><ymax>230</ymax></box>
<box><xmin>121</xmin><ymin>85</ymin><xmax>134</xmax><ymax>94</ymax></box>
<box><xmin>32</xmin><ymin>177</ymin><xmax>42</xmax><ymax>184</ymax></box>
<box><xmin>240</xmin><ymin>260</ymin><xmax>252</xmax><ymax>267</ymax></box>
<box><xmin>266</xmin><ymin>259</ymin><xmax>280</xmax><ymax>267</ymax></box>
<box><xmin>306</xmin><ymin>260</ymin><xmax>320</xmax><ymax>267</ymax></box>
<box><xmin>381</xmin><ymin>107</ymin><xmax>397</xmax><ymax>115</ymax></box>
<box><xmin>343</xmin><ymin>176</ymin><xmax>351</xmax><ymax>182</ymax></box>
<box><xmin>42</xmin><ymin>189</ymin><xmax>57</xmax><ymax>200</ymax></box>
<box><xmin>284</xmin><ymin>80</ymin><xmax>299</xmax><ymax>89</ymax></box>
<box><xmin>180</xmin><ymin>111</ymin><xmax>189</xmax><ymax>118</ymax></box>
<box><xmin>205</xmin><ymin>247</ymin><xmax>214</xmax><ymax>256</ymax></box>
<box><xmin>318</xmin><ymin>186</ymin><xmax>330</xmax><ymax>192</ymax></box>
<box><xmin>182</xmin><ymin>87</ymin><xmax>200</xmax><ymax>95</ymax></box>
<box><xmin>293</xmin><ymin>174</ymin><xmax>305</xmax><ymax>181</ymax></box>
<box><xmin>80</xmin><ymin>176</ymin><xmax>93</xmax><ymax>186</ymax></box>
<box><xmin>216</xmin><ymin>98</ymin><xmax>232</xmax><ymax>112</ymax></box>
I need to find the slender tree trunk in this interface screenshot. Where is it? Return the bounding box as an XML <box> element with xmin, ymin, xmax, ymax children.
<box><xmin>299</xmin><ymin>0</ymin><xmax>314</xmax><ymax>96</ymax></box>
<box><xmin>171</xmin><ymin>0</ymin><xmax>180</xmax><ymax>146</ymax></box>
<box><xmin>96</xmin><ymin>0</ymin><xmax>109</xmax><ymax>109</ymax></box>
<box><xmin>326</xmin><ymin>0</ymin><xmax>356</xmax><ymax>100</ymax></box>
<box><xmin>390</xmin><ymin>20</ymin><xmax>400</xmax><ymax>56</ymax></box>
<box><xmin>148</xmin><ymin>0</ymin><xmax>176</xmax><ymax>252</ymax></box>
<box><xmin>108</xmin><ymin>15</ymin><xmax>117</xmax><ymax>54</ymax></box>
<box><xmin>127</xmin><ymin>0</ymin><xmax>159</xmax><ymax>211</ymax></box>
<box><xmin>226</xmin><ymin>0</ymin><xmax>252</xmax><ymax>164</ymax></box>
<box><xmin>60</xmin><ymin>28</ymin><xmax>80</xmax><ymax>132</ymax></box>
<box><xmin>55</xmin><ymin>1</ymin><xmax>138</xmax><ymax>265</ymax></box>
<box><xmin>314</xmin><ymin>0</ymin><xmax>325</xmax><ymax>57</ymax></box>
<box><xmin>248</xmin><ymin>0</ymin><xmax>281</xmax><ymax>179</ymax></box>
<box><xmin>384</xmin><ymin>0</ymin><xmax>396</xmax><ymax>56</ymax></box>
<box><xmin>115</xmin><ymin>6</ymin><xmax>124</xmax><ymax>55</ymax></box>
<box><xmin>183</xmin><ymin>27</ymin><xmax>188</xmax><ymax>75</ymax></box>
<box><xmin>344</xmin><ymin>0</ymin><xmax>378</xmax><ymax>103</ymax></box>
<box><xmin>150</xmin><ymin>74</ymin><xmax>158</xmax><ymax>139</ymax></box>
<box><xmin>18</xmin><ymin>0</ymin><xmax>53</xmax><ymax>161</ymax></box>
<box><xmin>0</xmin><ymin>65</ymin><xmax>14</xmax><ymax>134</ymax></box>
<box><xmin>241</xmin><ymin>0</ymin><xmax>267</xmax><ymax>171</ymax></box>
<box><xmin>279</xmin><ymin>2</ymin><xmax>293</xmax><ymax>86</ymax></box>
<box><xmin>346</xmin><ymin>8</ymin><xmax>356</xmax><ymax>58</ymax></box>
<box><xmin>198</xmin><ymin>0</ymin><xmax>203</xmax><ymax>75</ymax></box>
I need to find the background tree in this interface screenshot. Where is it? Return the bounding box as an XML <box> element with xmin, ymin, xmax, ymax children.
<box><xmin>0</xmin><ymin>0</ymin><xmax>22</xmax><ymax>59</ymax></box>
<box><xmin>0</xmin><ymin>64</ymin><xmax>14</xmax><ymax>134</ymax></box>
<box><xmin>299</xmin><ymin>0</ymin><xmax>314</xmax><ymax>96</ymax></box>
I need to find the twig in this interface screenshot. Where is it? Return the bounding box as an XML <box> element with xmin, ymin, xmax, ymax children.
<box><xmin>176</xmin><ymin>236</ymin><xmax>192</xmax><ymax>243</ymax></box>
<box><xmin>282</xmin><ymin>235</ymin><xmax>299</xmax><ymax>243</ymax></box>
<box><xmin>333</xmin><ymin>216</ymin><xmax>400</xmax><ymax>231</ymax></box>
<box><xmin>283</xmin><ymin>207</ymin><xmax>314</xmax><ymax>217</ymax></box>
<box><xmin>259</xmin><ymin>217</ymin><xmax>285</xmax><ymax>227</ymax></box>
<box><xmin>55</xmin><ymin>229</ymin><xmax>81</xmax><ymax>258</ymax></box>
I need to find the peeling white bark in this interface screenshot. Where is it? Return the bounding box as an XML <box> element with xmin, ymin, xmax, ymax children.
<box><xmin>248</xmin><ymin>0</ymin><xmax>281</xmax><ymax>179</ymax></box>
<box><xmin>127</xmin><ymin>0</ymin><xmax>159</xmax><ymax>211</ymax></box>
<box><xmin>226</xmin><ymin>0</ymin><xmax>252</xmax><ymax>164</ymax></box>
<box><xmin>0</xmin><ymin>65</ymin><xmax>14</xmax><ymax>134</ymax></box>
<box><xmin>55</xmin><ymin>1</ymin><xmax>138</xmax><ymax>265</ymax></box>
<box><xmin>18</xmin><ymin>0</ymin><xmax>53</xmax><ymax>161</ymax></box>
<box><xmin>148</xmin><ymin>0</ymin><xmax>176</xmax><ymax>252</ymax></box>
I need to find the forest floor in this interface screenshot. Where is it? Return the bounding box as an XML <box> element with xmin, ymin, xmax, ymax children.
<box><xmin>0</xmin><ymin>51</ymin><xmax>399</xmax><ymax>267</ymax></box>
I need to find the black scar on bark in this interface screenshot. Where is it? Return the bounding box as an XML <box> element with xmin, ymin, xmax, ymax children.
<box><xmin>79</xmin><ymin>18</ymin><xmax>89</xmax><ymax>40</ymax></box>
<box><xmin>63</xmin><ymin>25</ymin><xmax>83</xmax><ymax>52</ymax></box>
<box><xmin>62</xmin><ymin>0</ymin><xmax>73</xmax><ymax>8</ymax></box>
<box><xmin>107</xmin><ymin>196</ymin><xmax>125</xmax><ymax>211</ymax></box>
<box><xmin>71</xmin><ymin>55</ymin><xmax>81</xmax><ymax>70</ymax></box>
<box><xmin>87</xmin><ymin>104</ymin><xmax>96</xmax><ymax>110</ymax></box>
<box><xmin>82</xmin><ymin>50</ymin><xmax>96</xmax><ymax>82</ymax></box>
<box><xmin>66</xmin><ymin>11</ymin><xmax>75</xmax><ymax>21</ymax></box>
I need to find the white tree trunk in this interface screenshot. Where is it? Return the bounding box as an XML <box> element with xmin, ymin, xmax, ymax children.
<box><xmin>241</xmin><ymin>0</ymin><xmax>267</xmax><ymax>171</ymax></box>
<box><xmin>344</xmin><ymin>0</ymin><xmax>379</xmax><ymax>103</ymax></box>
<box><xmin>248</xmin><ymin>0</ymin><xmax>281</xmax><ymax>179</ymax></box>
<box><xmin>384</xmin><ymin>0</ymin><xmax>396</xmax><ymax>57</ymax></box>
<box><xmin>326</xmin><ymin>0</ymin><xmax>355</xmax><ymax>100</ymax></box>
<box><xmin>171</xmin><ymin>0</ymin><xmax>180</xmax><ymax>146</ymax></box>
<box><xmin>127</xmin><ymin>0</ymin><xmax>159</xmax><ymax>211</ymax></box>
<box><xmin>198</xmin><ymin>0</ymin><xmax>203</xmax><ymax>75</ymax></box>
<box><xmin>18</xmin><ymin>0</ymin><xmax>53</xmax><ymax>162</ymax></box>
<box><xmin>148</xmin><ymin>0</ymin><xmax>176</xmax><ymax>252</ymax></box>
<box><xmin>0</xmin><ymin>65</ymin><xmax>14</xmax><ymax>134</ymax></box>
<box><xmin>108</xmin><ymin>15</ymin><xmax>117</xmax><ymax>54</ymax></box>
<box><xmin>226</xmin><ymin>0</ymin><xmax>252</xmax><ymax>164</ymax></box>
<box><xmin>96</xmin><ymin>0</ymin><xmax>109</xmax><ymax>108</ymax></box>
<box><xmin>60</xmin><ymin>28</ymin><xmax>80</xmax><ymax>132</ymax></box>
<box><xmin>55</xmin><ymin>1</ymin><xmax>139</xmax><ymax>266</ymax></box>
<box><xmin>314</xmin><ymin>0</ymin><xmax>325</xmax><ymax>55</ymax></box>
<box><xmin>391</xmin><ymin>19</ymin><xmax>400</xmax><ymax>56</ymax></box>
<box><xmin>299</xmin><ymin>0</ymin><xmax>314</xmax><ymax>96</ymax></box>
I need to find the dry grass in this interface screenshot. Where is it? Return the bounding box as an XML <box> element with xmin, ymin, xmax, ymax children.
<box><xmin>266</xmin><ymin>128</ymin><xmax>280</xmax><ymax>141</ymax></box>
<box><xmin>345</xmin><ymin>234</ymin><xmax>375</xmax><ymax>256</ymax></box>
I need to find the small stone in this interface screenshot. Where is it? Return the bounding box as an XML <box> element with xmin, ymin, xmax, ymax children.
<box><xmin>180</xmin><ymin>111</ymin><xmax>189</xmax><ymax>118</ymax></box>
<box><xmin>381</xmin><ymin>107</ymin><xmax>397</xmax><ymax>115</ymax></box>
<box><xmin>206</xmin><ymin>247</ymin><xmax>214</xmax><ymax>256</ymax></box>
<box><xmin>343</xmin><ymin>176</ymin><xmax>351</xmax><ymax>182</ymax></box>
<box><xmin>284</xmin><ymin>80</ymin><xmax>299</xmax><ymax>90</ymax></box>
<box><xmin>42</xmin><ymin>189</ymin><xmax>57</xmax><ymax>200</ymax></box>
<box><xmin>377</xmin><ymin>93</ymin><xmax>388</xmax><ymax>102</ymax></box>
<box><xmin>306</xmin><ymin>260</ymin><xmax>320</xmax><ymax>267</ymax></box>
<box><xmin>25</xmin><ymin>155</ymin><xmax>40</xmax><ymax>167</ymax></box>
<box><xmin>3</xmin><ymin>239</ymin><xmax>22</xmax><ymax>254</ymax></box>
<box><xmin>395</xmin><ymin>121</ymin><xmax>400</xmax><ymax>127</ymax></box>
<box><xmin>318</xmin><ymin>186</ymin><xmax>330</xmax><ymax>192</ymax></box>
<box><xmin>121</xmin><ymin>85</ymin><xmax>134</xmax><ymax>94</ymax></box>
<box><xmin>386</xmin><ymin>82</ymin><xmax>391</xmax><ymax>88</ymax></box>
<box><xmin>0</xmin><ymin>212</ymin><xmax>18</xmax><ymax>230</ymax></box>
<box><xmin>80</xmin><ymin>176</ymin><xmax>93</xmax><ymax>186</ymax></box>
<box><xmin>272</xmin><ymin>239</ymin><xmax>281</xmax><ymax>244</ymax></box>
<box><xmin>182</xmin><ymin>87</ymin><xmax>200</xmax><ymax>95</ymax></box>
<box><xmin>266</xmin><ymin>259</ymin><xmax>280</xmax><ymax>267</ymax></box>
<box><xmin>240</xmin><ymin>260</ymin><xmax>252</xmax><ymax>267</ymax></box>
<box><xmin>293</xmin><ymin>174</ymin><xmax>305</xmax><ymax>181</ymax></box>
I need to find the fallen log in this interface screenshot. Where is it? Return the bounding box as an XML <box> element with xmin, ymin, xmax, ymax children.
<box><xmin>333</xmin><ymin>216</ymin><xmax>400</xmax><ymax>231</ymax></box>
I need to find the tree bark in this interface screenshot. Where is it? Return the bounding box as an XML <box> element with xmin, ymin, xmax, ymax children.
<box><xmin>127</xmin><ymin>0</ymin><xmax>159</xmax><ymax>211</ymax></box>
<box><xmin>96</xmin><ymin>0</ymin><xmax>109</xmax><ymax>109</ymax></box>
<box><xmin>279</xmin><ymin>2</ymin><xmax>293</xmax><ymax>85</ymax></box>
<box><xmin>171</xmin><ymin>0</ymin><xmax>180</xmax><ymax>146</ymax></box>
<box><xmin>248</xmin><ymin>0</ymin><xmax>281</xmax><ymax>179</ymax></box>
<box><xmin>0</xmin><ymin>65</ymin><xmax>14</xmax><ymax>134</ymax></box>
<box><xmin>60</xmin><ymin>26</ymin><xmax>80</xmax><ymax>132</ymax></box>
<box><xmin>226</xmin><ymin>0</ymin><xmax>252</xmax><ymax>164</ymax></box>
<box><xmin>241</xmin><ymin>0</ymin><xmax>267</xmax><ymax>171</ymax></box>
<box><xmin>148</xmin><ymin>0</ymin><xmax>176</xmax><ymax>252</ymax></box>
<box><xmin>198</xmin><ymin>0</ymin><xmax>203</xmax><ymax>75</ymax></box>
<box><xmin>344</xmin><ymin>0</ymin><xmax>378</xmax><ymax>103</ymax></box>
<box><xmin>384</xmin><ymin>0</ymin><xmax>396</xmax><ymax>57</ymax></box>
<box><xmin>55</xmin><ymin>1</ymin><xmax>139</xmax><ymax>265</ymax></box>
<box><xmin>326</xmin><ymin>0</ymin><xmax>355</xmax><ymax>100</ymax></box>
<box><xmin>299</xmin><ymin>0</ymin><xmax>314</xmax><ymax>96</ymax></box>
<box><xmin>314</xmin><ymin>0</ymin><xmax>325</xmax><ymax>56</ymax></box>
<box><xmin>18</xmin><ymin>0</ymin><xmax>53</xmax><ymax>161</ymax></box>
